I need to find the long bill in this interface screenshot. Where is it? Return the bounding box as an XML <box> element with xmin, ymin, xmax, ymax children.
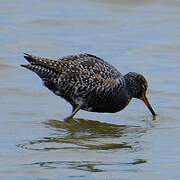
<box><xmin>142</xmin><ymin>95</ymin><xmax>156</xmax><ymax>116</ymax></box>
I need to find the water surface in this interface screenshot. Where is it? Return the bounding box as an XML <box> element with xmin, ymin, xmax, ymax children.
<box><xmin>1</xmin><ymin>0</ymin><xmax>180</xmax><ymax>179</ymax></box>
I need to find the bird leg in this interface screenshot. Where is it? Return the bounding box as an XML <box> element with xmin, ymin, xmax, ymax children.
<box><xmin>64</xmin><ymin>105</ymin><xmax>81</xmax><ymax>122</ymax></box>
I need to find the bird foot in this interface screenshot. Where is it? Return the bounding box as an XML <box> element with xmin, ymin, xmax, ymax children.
<box><xmin>64</xmin><ymin>116</ymin><xmax>74</xmax><ymax>123</ymax></box>
<box><xmin>64</xmin><ymin>105</ymin><xmax>81</xmax><ymax>123</ymax></box>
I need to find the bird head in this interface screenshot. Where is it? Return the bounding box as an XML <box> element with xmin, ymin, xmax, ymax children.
<box><xmin>124</xmin><ymin>72</ymin><xmax>156</xmax><ymax>116</ymax></box>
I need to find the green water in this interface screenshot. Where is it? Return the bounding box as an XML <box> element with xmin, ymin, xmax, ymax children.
<box><xmin>1</xmin><ymin>0</ymin><xmax>180</xmax><ymax>179</ymax></box>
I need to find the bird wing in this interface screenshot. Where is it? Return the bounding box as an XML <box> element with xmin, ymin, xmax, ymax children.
<box><xmin>22</xmin><ymin>53</ymin><xmax>122</xmax><ymax>80</ymax></box>
<box><xmin>22</xmin><ymin>53</ymin><xmax>124</xmax><ymax>107</ymax></box>
<box><xmin>64</xmin><ymin>54</ymin><xmax>125</xmax><ymax>107</ymax></box>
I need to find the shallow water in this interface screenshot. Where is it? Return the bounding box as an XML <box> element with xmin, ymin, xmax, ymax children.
<box><xmin>1</xmin><ymin>0</ymin><xmax>180</xmax><ymax>179</ymax></box>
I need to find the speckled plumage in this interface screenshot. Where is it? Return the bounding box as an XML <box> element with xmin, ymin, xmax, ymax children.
<box><xmin>21</xmin><ymin>53</ymin><xmax>156</xmax><ymax>120</ymax></box>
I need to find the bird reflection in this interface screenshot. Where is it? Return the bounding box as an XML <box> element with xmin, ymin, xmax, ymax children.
<box><xmin>18</xmin><ymin>118</ymin><xmax>148</xmax><ymax>172</ymax></box>
<box><xmin>45</xmin><ymin>118</ymin><xmax>128</xmax><ymax>137</ymax></box>
<box><xmin>26</xmin><ymin>159</ymin><xmax>147</xmax><ymax>172</ymax></box>
<box><xmin>43</xmin><ymin>118</ymin><xmax>134</xmax><ymax>150</ymax></box>
<box><xmin>18</xmin><ymin>118</ymin><xmax>146</xmax><ymax>151</ymax></box>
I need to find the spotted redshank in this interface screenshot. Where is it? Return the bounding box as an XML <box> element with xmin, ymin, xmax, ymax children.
<box><xmin>21</xmin><ymin>53</ymin><xmax>156</xmax><ymax>121</ymax></box>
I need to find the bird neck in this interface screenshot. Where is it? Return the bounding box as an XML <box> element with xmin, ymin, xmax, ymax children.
<box><xmin>124</xmin><ymin>73</ymin><xmax>135</xmax><ymax>98</ymax></box>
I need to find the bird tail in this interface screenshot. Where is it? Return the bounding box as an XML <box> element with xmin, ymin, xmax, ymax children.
<box><xmin>21</xmin><ymin>53</ymin><xmax>59</xmax><ymax>79</ymax></box>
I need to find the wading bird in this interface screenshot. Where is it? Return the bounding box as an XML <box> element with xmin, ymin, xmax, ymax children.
<box><xmin>21</xmin><ymin>53</ymin><xmax>156</xmax><ymax>121</ymax></box>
